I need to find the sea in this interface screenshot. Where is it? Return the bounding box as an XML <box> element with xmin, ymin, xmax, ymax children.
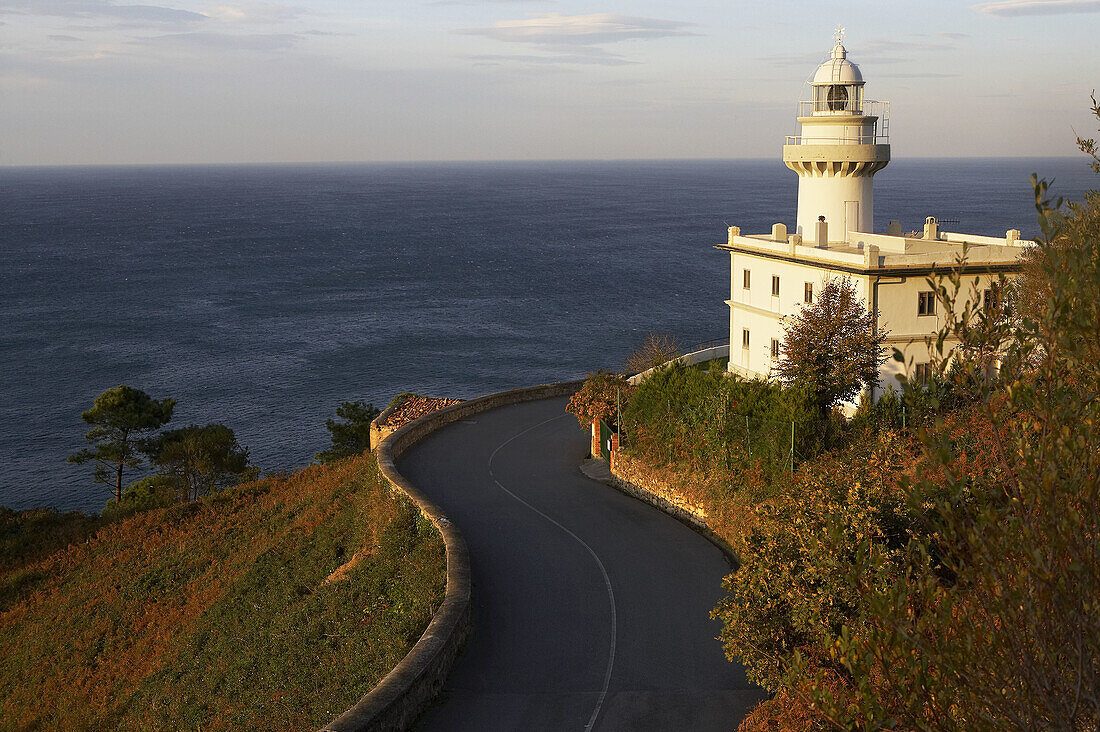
<box><xmin>1</xmin><ymin>158</ymin><xmax>1094</xmax><ymax>514</ymax></box>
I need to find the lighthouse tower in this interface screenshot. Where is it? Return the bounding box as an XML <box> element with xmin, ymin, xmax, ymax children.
<box><xmin>782</xmin><ymin>41</ymin><xmax>890</xmax><ymax>242</ymax></box>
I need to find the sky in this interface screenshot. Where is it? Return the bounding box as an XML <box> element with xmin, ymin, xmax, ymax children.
<box><xmin>2</xmin><ymin>0</ymin><xmax>1098</xmax><ymax>165</ymax></box>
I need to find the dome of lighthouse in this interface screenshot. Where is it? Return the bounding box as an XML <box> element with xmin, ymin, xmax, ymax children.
<box><xmin>811</xmin><ymin>43</ymin><xmax>863</xmax><ymax>85</ymax></box>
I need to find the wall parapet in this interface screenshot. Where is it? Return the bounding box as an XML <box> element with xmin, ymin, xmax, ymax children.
<box><xmin>368</xmin><ymin>394</ymin><xmax>406</xmax><ymax>451</ymax></box>
<box><xmin>322</xmin><ymin>379</ymin><xmax>583</xmax><ymax>732</ymax></box>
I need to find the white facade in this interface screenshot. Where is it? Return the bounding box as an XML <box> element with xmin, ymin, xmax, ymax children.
<box><xmin>721</xmin><ymin>43</ymin><xmax>1029</xmax><ymax>399</ymax></box>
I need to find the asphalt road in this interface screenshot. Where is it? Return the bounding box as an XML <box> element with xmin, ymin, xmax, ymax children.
<box><xmin>400</xmin><ymin>396</ymin><xmax>764</xmax><ymax>731</ymax></box>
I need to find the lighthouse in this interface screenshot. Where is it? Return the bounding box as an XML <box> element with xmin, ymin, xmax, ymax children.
<box><xmin>714</xmin><ymin>37</ymin><xmax>1032</xmax><ymax>402</ymax></box>
<box><xmin>782</xmin><ymin>41</ymin><xmax>890</xmax><ymax>242</ymax></box>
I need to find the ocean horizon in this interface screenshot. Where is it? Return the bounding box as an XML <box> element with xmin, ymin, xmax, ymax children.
<box><xmin>2</xmin><ymin>157</ymin><xmax>1094</xmax><ymax>514</ymax></box>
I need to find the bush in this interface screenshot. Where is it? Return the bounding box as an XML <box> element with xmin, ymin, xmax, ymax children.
<box><xmin>101</xmin><ymin>475</ymin><xmax>177</xmax><ymax>520</ymax></box>
<box><xmin>712</xmin><ymin>429</ymin><xmax>918</xmax><ymax>691</ymax></box>
<box><xmin>622</xmin><ymin>362</ymin><xmax>819</xmax><ymax>486</ymax></box>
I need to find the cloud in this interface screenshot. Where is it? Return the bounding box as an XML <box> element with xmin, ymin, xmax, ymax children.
<box><xmin>761</xmin><ymin>36</ymin><xmax>958</xmax><ymax>69</ymax></box>
<box><xmin>876</xmin><ymin>72</ymin><xmax>962</xmax><ymax>79</ymax></box>
<box><xmin>469</xmin><ymin>50</ymin><xmax>636</xmax><ymax>67</ymax></box>
<box><xmin>0</xmin><ymin>72</ymin><xmax>54</xmax><ymax>89</ymax></box>
<box><xmin>758</xmin><ymin>50</ymin><xmax>829</xmax><ymax>67</ymax></box>
<box><xmin>973</xmin><ymin>0</ymin><xmax>1100</xmax><ymax>15</ymax></box>
<box><xmin>141</xmin><ymin>31</ymin><xmax>299</xmax><ymax>51</ymax></box>
<box><xmin>48</xmin><ymin>34</ymin><xmax>84</xmax><ymax>41</ymax></box>
<box><xmin>430</xmin><ymin>0</ymin><xmax>544</xmax><ymax>5</ymax></box>
<box><xmin>202</xmin><ymin>2</ymin><xmax>304</xmax><ymax>24</ymax></box>
<box><xmin>459</xmin><ymin>12</ymin><xmax>695</xmax><ymax>46</ymax></box>
<box><xmin>0</xmin><ymin>0</ymin><xmax>206</xmax><ymax>23</ymax></box>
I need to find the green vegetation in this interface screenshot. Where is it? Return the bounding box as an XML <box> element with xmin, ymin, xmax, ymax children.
<box><xmin>148</xmin><ymin>423</ymin><xmax>257</xmax><ymax>502</ymax></box>
<box><xmin>622</xmin><ymin>362</ymin><xmax>819</xmax><ymax>489</ymax></box>
<box><xmin>315</xmin><ymin>400</ymin><xmax>381</xmax><ymax>463</ymax></box>
<box><xmin>67</xmin><ymin>386</ymin><xmax>262</xmax><ymax>512</ymax></box>
<box><xmin>0</xmin><ymin>451</ymin><xmax>445</xmax><ymax>731</ymax></box>
<box><xmin>67</xmin><ymin>385</ymin><xmax>175</xmax><ymax>502</ymax></box>
<box><xmin>772</xmin><ymin>158</ymin><xmax>1100</xmax><ymax>730</ymax></box>
<box><xmin>101</xmin><ymin>474</ymin><xmax>179</xmax><ymax>520</ymax></box>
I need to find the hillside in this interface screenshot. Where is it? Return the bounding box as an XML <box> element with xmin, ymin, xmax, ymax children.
<box><xmin>0</xmin><ymin>453</ymin><xmax>445</xmax><ymax>731</ymax></box>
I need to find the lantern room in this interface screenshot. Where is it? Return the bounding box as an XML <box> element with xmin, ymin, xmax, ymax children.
<box><xmin>809</xmin><ymin>43</ymin><xmax>865</xmax><ymax>114</ymax></box>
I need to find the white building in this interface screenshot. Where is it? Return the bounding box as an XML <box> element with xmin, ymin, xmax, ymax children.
<box><xmin>719</xmin><ymin>40</ymin><xmax>1030</xmax><ymax>398</ymax></box>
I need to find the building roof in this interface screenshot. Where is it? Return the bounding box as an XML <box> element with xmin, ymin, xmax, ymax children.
<box><xmin>811</xmin><ymin>43</ymin><xmax>864</xmax><ymax>85</ymax></box>
<box><xmin>715</xmin><ymin>228</ymin><xmax>1030</xmax><ymax>276</ymax></box>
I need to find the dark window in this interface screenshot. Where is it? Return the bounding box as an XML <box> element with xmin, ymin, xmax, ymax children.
<box><xmin>827</xmin><ymin>83</ymin><xmax>849</xmax><ymax>111</ymax></box>
<box><xmin>914</xmin><ymin>363</ymin><xmax>931</xmax><ymax>383</ymax></box>
<box><xmin>742</xmin><ymin>329</ymin><xmax>750</xmax><ymax>349</ymax></box>
<box><xmin>984</xmin><ymin>285</ymin><xmax>1000</xmax><ymax>310</ymax></box>
<box><xmin>771</xmin><ymin>338</ymin><xmax>780</xmax><ymax>360</ymax></box>
<box><xmin>804</xmin><ymin>282</ymin><xmax>813</xmax><ymax>304</ymax></box>
<box><xmin>743</xmin><ymin>269</ymin><xmax>751</xmax><ymax>289</ymax></box>
<box><xmin>918</xmin><ymin>291</ymin><xmax>936</xmax><ymax>316</ymax></box>
<box><xmin>771</xmin><ymin>275</ymin><xmax>780</xmax><ymax>297</ymax></box>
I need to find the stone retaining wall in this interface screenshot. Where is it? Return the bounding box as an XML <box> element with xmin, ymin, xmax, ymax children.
<box><xmin>321</xmin><ymin>380</ymin><xmax>583</xmax><ymax>732</ymax></box>
<box><xmin>608</xmin><ymin>451</ymin><xmax>737</xmax><ymax>561</ymax></box>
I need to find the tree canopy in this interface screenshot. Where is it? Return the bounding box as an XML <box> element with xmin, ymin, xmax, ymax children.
<box><xmin>314</xmin><ymin>401</ymin><xmax>380</xmax><ymax>463</ymax></box>
<box><xmin>566</xmin><ymin>370</ymin><xmax>633</xmax><ymax>429</ymax></box>
<box><xmin>775</xmin><ymin>277</ymin><xmax>886</xmax><ymax>421</ymax></box>
<box><xmin>67</xmin><ymin>385</ymin><xmax>175</xmax><ymax>502</ymax></box>
<box><xmin>148</xmin><ymin>423</ymin><xmax>255</xmax><ymax>502</ymax></box>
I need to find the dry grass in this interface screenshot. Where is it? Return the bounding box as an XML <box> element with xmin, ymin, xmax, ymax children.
<box><xmin>0</xmin><ymin>453</ymin><xmax>445</xmax><ymax>731</ymax></box>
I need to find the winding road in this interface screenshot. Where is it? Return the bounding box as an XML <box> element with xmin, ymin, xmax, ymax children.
<box><xmin>400</xmin><ymin>396</ymin><xmax>764</xmax><ymax>731</ymax></box>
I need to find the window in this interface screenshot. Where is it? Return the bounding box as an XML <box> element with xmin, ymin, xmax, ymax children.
<box><xmin>742</xmin><ymin>328</ymin><xmax>750</xmax><ymax>349</ymax></box>
<box><xmin>914</xmin><ymin>363</ymin><xmax>931</xmax><ymax>383</ymax></box>
<box><xmin>918</xmin><ymin>291</ymin><xmax>936</xmax><ymax>316</ymax></box>
<box><xmin>770</xmin><ymin>338</ymin><xmax>780</xmax><ymax>360</ymax></box>
<box><xmin>771</xmin><ymin>275</ymin><xmax>780</xmax><ymax>297</ymax></box>
<box><xmin>984</xmin><ymin>285</ymin><xmax>1000</xmax><ymax>311</ymax></box>
<box><xmin>804</xmin><ymin>282</ymin><xmax>813</xmax><ymax>304</ymax></box>
<box><xmin>743</xmin><ymin>269</ymin><xmax>751</xmax><ymax>290</ymax></box>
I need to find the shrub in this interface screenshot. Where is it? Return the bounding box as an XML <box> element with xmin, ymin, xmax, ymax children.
<box><xmin>102</xmin><ymin>475</ymin><xmax>177</xmax><ymax>520</ymax></box>
<box><xmin>622</xmin><ymin>362</ymin><xmax>819</xmax><ymax>485</ymax></box>
<box><xmin>712</xmin><ymin>429</ymin><xmax>918</xmax><ymax>691</ymax></box>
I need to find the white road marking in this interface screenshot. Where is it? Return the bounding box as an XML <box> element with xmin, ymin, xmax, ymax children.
<box><xmin>488</xmin><ymin>412</ymin><xmax>618</xmax><ymax>732</ymax></box>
